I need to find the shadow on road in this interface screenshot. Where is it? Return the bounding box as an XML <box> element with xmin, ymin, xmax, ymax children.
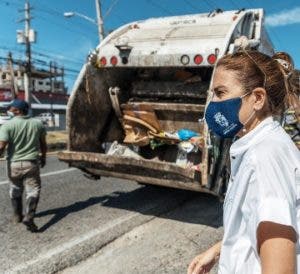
<box><xmin>36</xmin><ymin>196</ymin><xmax>110</xmax><ymax>232</ymax></box>
<box><xmin>36</xmin><ymin>185</ymin><xmax>223</xmax><ymax>232</ymax></box>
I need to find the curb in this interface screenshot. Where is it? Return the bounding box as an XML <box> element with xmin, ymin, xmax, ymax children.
<box><xmin>47</xmin><ymin>142</ymin><xmax>66</xmax><ymax>152</ymax></box>
<box><xmin>7</xmin><ymin>191</ymin><xmax>194</xmax><ymax>274</ymax></box>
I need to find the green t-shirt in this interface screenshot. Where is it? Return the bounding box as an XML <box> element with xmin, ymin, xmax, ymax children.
<box><xmin>0</xmin><ymin>116</ymin><xmax>46</xmax><ymax>161</ymax></box>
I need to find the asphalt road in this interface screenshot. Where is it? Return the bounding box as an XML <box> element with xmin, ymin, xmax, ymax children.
<box><xmin>0</xmin><ymin>156</ymin><xmax>223</xmax><ymax>274</ymax></box>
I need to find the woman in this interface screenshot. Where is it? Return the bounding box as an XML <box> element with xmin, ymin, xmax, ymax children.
<box><xmin>188</xmin><ymin>50</ymin><xmax>300</xmax><ymax>274</ymax></box>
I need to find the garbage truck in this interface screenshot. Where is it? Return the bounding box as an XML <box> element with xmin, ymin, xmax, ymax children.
<box><xmin>58</xmin><ymin>8</ymin><xmax>274</xmax><ymax>197</ymax></box>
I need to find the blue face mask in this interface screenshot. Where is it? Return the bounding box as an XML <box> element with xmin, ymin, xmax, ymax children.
<box><xmin>204</xmin><ymin>93</ymin><xmax>251</xmax><ymax>138</ymax></box>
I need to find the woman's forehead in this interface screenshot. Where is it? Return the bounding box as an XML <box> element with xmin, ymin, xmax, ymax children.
<box><xmin>213</xmin><ymin>67</ymin><xmax>241</xmax><ymax>89</ymax></box>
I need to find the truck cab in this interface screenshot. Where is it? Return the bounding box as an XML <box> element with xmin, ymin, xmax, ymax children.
<box><xmin>58</xmin><ymin>9</ymin><xmax>274</xmax><ymax>197</ymax></box>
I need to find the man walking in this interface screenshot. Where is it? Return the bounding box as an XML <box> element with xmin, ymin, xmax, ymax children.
<box><xmin>0</xmin><ymin>99</ymin><xmax>47</xmax><ymax>232</ymax></box>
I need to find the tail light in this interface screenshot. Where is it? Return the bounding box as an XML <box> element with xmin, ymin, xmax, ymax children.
<box><xmin>99</xmin><ymin>57</ymin><xmax>107</xmax><ymax>66</ymax></box>
<box><xmin>110</xmin><ymin>56</ymin><xmax>118</xmax><ymax>66</ymax></box>
<box><xmin>181</xmin><ymin>55</ymin><xmax>190</xmax><ymax>65</ymax></box>
<box><xmin>207</xmin><ymin>54</ymin><xmax>217</xmax><ymax>65</ymax></box>
<box><xmin>194</xmin><ymin>55</ymin><xmax>203</xmax><ymax>65</ymax></box>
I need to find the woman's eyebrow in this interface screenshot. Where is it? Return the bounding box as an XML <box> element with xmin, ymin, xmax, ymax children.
<box><xmin>213</xmin><ymin>85</ymin><xmax>227</xmax><ymax>91</ymax></box>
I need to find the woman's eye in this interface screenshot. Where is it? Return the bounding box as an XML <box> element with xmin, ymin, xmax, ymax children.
<box><xmin>214</xmin><ymin>90</ymin><xmax>225</xmax><ymax>97</ymax></box>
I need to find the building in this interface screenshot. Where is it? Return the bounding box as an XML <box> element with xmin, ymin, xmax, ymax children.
<box><xmin>0</xmin><ymin>57</ymin><xmax>69</xmax><ymax>129</ymax></box>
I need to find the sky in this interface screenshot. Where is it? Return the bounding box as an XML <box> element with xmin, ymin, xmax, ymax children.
<box><xmin>0</xmin><ymin>0</ymin><xmax>299</xmax><ymax>92</ymax></box>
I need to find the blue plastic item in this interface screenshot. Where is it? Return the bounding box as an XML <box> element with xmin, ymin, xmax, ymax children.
<box><xmin>177</xmin><ymin>129</ymin><xmax>199</xmax><ymax>141</ymax></box>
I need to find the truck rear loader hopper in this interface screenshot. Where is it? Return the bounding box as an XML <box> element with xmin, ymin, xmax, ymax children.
<box><xmin>58</xmin><ymin>9</ymin><xmax>274</xmax><ymax>197</ymax></box>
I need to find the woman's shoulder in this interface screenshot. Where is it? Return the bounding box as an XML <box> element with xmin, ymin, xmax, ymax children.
<box><xmin>247</xmin><ymin>125</ymin><xmax>297</xmax><ymax>162</ymax></box>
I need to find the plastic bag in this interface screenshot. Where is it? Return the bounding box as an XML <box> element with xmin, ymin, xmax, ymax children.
<box><xmin>177</xmin><ymin>129</ymin><xmax>199</xmax><ymax>141</ymax></box>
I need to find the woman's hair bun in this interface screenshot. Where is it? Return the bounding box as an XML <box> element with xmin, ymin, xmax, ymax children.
<box><xmin>272</xmin><ymin>52</ymin><xmax>299</xmax><ymax>110</ymax></box>
<box><xmin>272</xmin><ymin>51</ymin><xmax>294</xmax><ymax>74</ymax></box>
<box><xmin>288</xmin><ymin>69</ymin><xmax>300</xmax><ymax>97</ymax></box>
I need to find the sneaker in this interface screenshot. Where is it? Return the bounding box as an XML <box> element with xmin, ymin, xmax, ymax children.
<box><xmin>23</xmin><ymin>219</ymin><xmax>38</xmax><ymax>233</ymax></box>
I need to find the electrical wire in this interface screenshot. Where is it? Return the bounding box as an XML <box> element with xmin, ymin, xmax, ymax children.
<box><xmin>32</xmin><ymin>51</ymin><xmax>84</xmax><ymax>66</ymax></box>
<box><xmin>183</xmin><ymin>0</ymin><xmax>200</xmax><ymax>13</ymax></box>
<box><xmin>103</xmin><ymin>0</ymin><xmax>120</xmax><ymax>19</ymax></box>
<box><xmin>0</xmin><ymin>0</ymin><xmax>20</xmax><ymax>7</ymax></box>
<box><xmin>0</xmin><ymin>43</ymin><xmax>85</xmax><ymax>70</ymax></box>
<box><xmin>202</xmin><ymin>0</ymin><xmax>217</xmax><ymax>10</ymax></box>
<box><xmin>228</xmin><ymin>0</ymin><xmax>240</xmax><ymax>10</ymax></box>
<box><xmin>146</xmin><ymin>0</ymin><xmax>174</xmax><ymax>16</ymax></box>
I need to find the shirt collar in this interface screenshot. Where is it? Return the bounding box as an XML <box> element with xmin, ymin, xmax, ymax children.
<box><xmin>230</xmin><ymin>116</ymin><xmax>277</xmax><ymax>157</ymax></box>
<box><xmin>15</xmin><ymin>115</ymin><xmax>30</xmax><ymax>119</ymax></box>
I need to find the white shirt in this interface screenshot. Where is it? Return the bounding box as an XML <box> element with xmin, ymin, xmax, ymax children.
<box><xmin>218</xmin><ymin>117</ymin><xmax>300</xmax><ymax>274</ymax></box>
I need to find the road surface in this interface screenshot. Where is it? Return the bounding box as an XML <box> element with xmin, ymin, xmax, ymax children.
<box><xmin>0</xmin><ymin>156</ymin><xmax>223</xmax><ymax>274</ymax></box>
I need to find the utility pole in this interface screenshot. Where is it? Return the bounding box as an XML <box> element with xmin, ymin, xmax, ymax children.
<box><xmin>64</xmin><ymin>0</ymin><xmax>105</xmax><ymax>43</ymax></box>
<box><xmin>7</xmin><ymin>52</ymin><xmax>18</xmax><ymax>99</ymax></box>
<box><xmin>24</xmin><ymin>1</ymin><xmax>32</xmax><ymax>105</ymax></box>
<box><xmin>17</xmin><ymin>0</ymin><xmax>35</xmax><ymax>109</ymax></box>
<box><xmin>95</xmin><ymin>0</ymin><xmax>105</xmax><ymax>43</ymax></box>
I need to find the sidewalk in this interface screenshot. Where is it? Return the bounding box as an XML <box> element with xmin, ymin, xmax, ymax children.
<box><xmin>46</xmin><ymin>130</ymin><xmax>67</xmax><ymax>151</ymax></box>
<box><xmin>61</xmin><ymin>194</ymin><xmax>223</xmax><ymax>274</ymax></box>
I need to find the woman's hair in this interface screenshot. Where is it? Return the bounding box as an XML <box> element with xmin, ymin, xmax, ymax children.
<box><xmin>216</xmin><ymin>50</ymin><xmax>300</xmax><ymax>115</ymax></box>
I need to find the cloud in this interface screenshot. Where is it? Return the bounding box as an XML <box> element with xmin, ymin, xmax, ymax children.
<box><xmin>266</xmin><ymin>7</ymin><xmax>300</xmax><ymax>27</ymax></box>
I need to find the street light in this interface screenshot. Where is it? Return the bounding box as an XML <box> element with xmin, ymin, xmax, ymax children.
<box><xmin>63</xmin><ymin>12</ymin><xmax>98</xmax><ymax>25</ymax></box>
<box><xmin>63</xmin><ymin>0</ymin><xmax>105</xmax><ymax>44</ymax></box>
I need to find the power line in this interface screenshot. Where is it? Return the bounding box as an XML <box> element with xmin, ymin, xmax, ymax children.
<box><xmin>31</xmin><ymin>0</ymin><xmax>126</xmax><ymax>35</ymax></box>
<box><xmin>32</xmin><ymin>49</ymin><xmax>84</xmax><ymax>64</ymax></box>
<box><xmin>21</xmin><ymin>1</ymin><xmax>97</xmax><ymax>36</ymax></box>
<box><xmin>228</xmin><ymin>0</ymin><xmax>240</xmax><ymax>10</ymax></box>
<box><xmin>244</xmin><ymin>0</ymin><xmax>255</xmax><ymax>8</ymax></box>
<box><xmin>0</xmin><ymin>45</ymin><xmax>84</xmax><ymax>69</ymax></box>
<box><xmin>103</xmin><ymin>0</ymin><xmax>120</xmax><ymax>19</ymax></box>
<box><xmin>202</xmin><ymin>0</ymin><xmax>217</xmax><ymax>10</ymax></box>
<box><xmin>183</xmin><ymin>0</ymin><xmax>200</xmax><ymax>13</ymax></box>
<box><xmin>33</xmin><ymin>54</ymin><xmax>83</xmax><ymax>67</ymax></box>
<box><xmin>34</xmin><ymin>5</ymin><xmax>97</xmax><ymax>35</ymax></box>
<box><xmin>36</xmin><ymin>15</ymin><xmax>95</xmax><ymax>40</ymax></box>
<box><xmin>0</xmin><ymin>0</ymin><xmax>96</xmax><ymax>41</ymax></box>
<box><xmin>0</xmin><ymin>54</ymin><xmax>80</xmax><ymax>74</ymax></box>
<box><xmin>146</xmin><ymin>0</ymin><xmax>174</xmax><ymax>16</ymax></box>
<box><xmin>0</xmin><ymin>0</ymin><xmax>20</xmax><ymax>7</ymax></box>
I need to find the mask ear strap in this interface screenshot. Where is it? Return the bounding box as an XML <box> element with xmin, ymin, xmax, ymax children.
<box><xmin>240</xmin><ymin>91</ymin><xmax>252</xmax><ymax>99</ymax></box>
<box><xmin>242</xmin><ymin>110</ymin><xmax>256</xmax><ymax>132</ymax></box>
<box><xmin>241</xmin><ymin>90</ymin><xmax>255</xmax><ymax>132</ymax></box>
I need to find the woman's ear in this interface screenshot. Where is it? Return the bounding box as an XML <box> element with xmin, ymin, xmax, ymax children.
<box><xmin>252</xmin><ymin>87</ymin><xmax>267</xmax><ymax>111</ymax></box>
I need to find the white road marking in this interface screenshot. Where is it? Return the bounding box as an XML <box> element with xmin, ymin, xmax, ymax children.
<box><xmin>8</xmin><ymin>210</ymin><xmax>153</xmax><ymax>273</ymax></box>
<box><xmin>0</xmin><ymin>168</ymin><xmax>76</xmax><ymax>186</ymax></box>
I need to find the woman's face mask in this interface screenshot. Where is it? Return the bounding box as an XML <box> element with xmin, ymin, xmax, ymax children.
<box><xmin>204</xmin><ymin>92</ymin><xmax>251</xmax><ymax>138</ymax></box>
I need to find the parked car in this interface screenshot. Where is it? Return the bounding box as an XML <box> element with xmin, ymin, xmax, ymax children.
<box><xmin>35</xmin><ymin>112</ymin><xmax>54</xmax><ymax>125</ymax></box>
<box><xmin>0</xmin><ymin>115</ymin><xmax>11</xmax><ymax>126</ymax></box>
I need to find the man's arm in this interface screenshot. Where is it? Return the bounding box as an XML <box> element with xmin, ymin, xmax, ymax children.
<box><xmin>39</xmin><ymin>134</ymin><xmax>47</xmax><ymax>168</ymax></box>
<box><xmin>258</xmin><ymin>221</ymin><xmax>297</xmax><ymax>274</ymax></box>
<box><xmin>0</xmin><ymin>140</ymin><xmax>8</xmax><ymax>157</ymax></box>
